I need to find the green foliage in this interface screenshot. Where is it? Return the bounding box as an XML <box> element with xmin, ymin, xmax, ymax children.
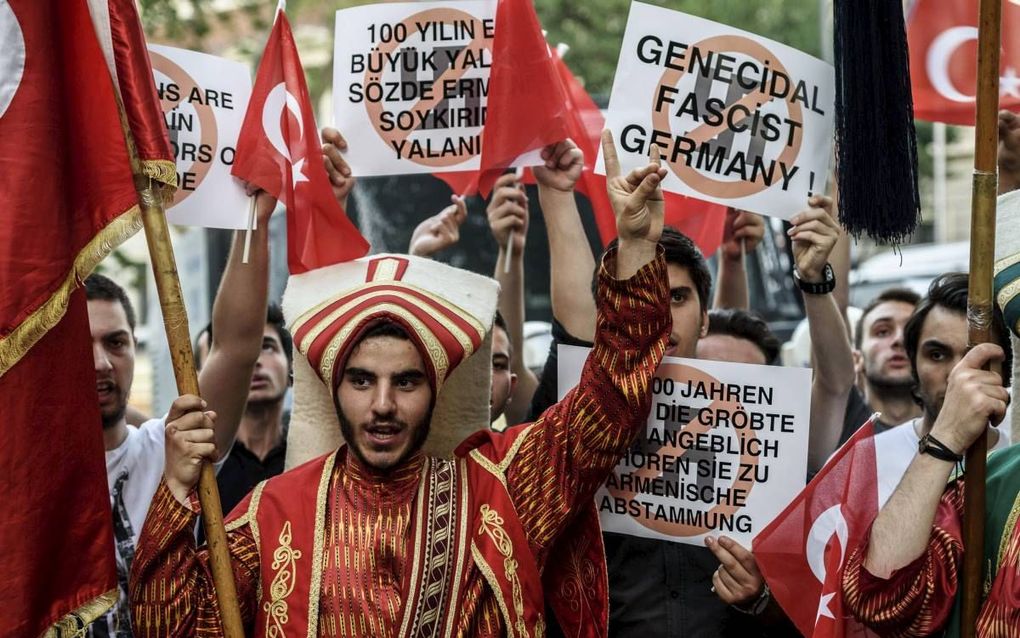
<box><xmin>139</xmin><ymin>0</ymin><xmax>822</xmax><ymax>99</ymax></box>
<box><xmin>537</xmin><ymin>0</ymin><xmax>822</xmax><ymax>97</ymax></box>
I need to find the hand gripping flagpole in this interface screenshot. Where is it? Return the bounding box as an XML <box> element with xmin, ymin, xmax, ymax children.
<box><xmin>114</xmin><ymin>113</ymin><xmax>245</xmax><ymax>637</ymax></box>
<box><xmin>962</xmin><ymin>1</ymin><xmax>1003</xmax><ymax>635</ymax></box>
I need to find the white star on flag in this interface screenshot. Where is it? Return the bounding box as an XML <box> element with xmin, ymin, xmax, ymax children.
<box><xmin>291</xmin><ymin>157</ymin><xmax>309</xmax><ymax>187</ymax></box>
<box><xmin>816</xmin><ymin>591</ymin><xmax>836</xmax><ymax>623</ymax></box>
<box><xmin>1002</xmin><ymin>68</ymin><xmax>1020</xmax><ymax>99</ymax></box>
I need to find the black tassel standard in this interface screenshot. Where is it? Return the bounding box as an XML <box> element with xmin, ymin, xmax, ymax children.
<box><xmin>833</xmin><ymin>0</ymin><xmax>921</xmax><ymax>243</ymax></box>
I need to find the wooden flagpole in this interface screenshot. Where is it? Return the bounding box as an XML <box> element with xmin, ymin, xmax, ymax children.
<box><xmin>962</xmin><ymin>0</ymin><xmax>1002</xmax><ymax>635</ymax></box>
<box><xmin>114</xmin><ymin>124</ymin><xmax>245</xmax><ymax>636</ymax></box>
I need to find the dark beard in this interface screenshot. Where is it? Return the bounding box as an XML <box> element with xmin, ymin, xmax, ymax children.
<box><xmin>337</xmin><ymin>406</ymin><xmax>432</xmax><ymax>472</ymax></box>
<box><xmin>101</xmin><ymin>403</ymin><xmax>127</xmax><ymax>430</ymax></box>
<box><xmin>866</xmin><ymin>373</ymin><xmax>914</xmax><ymax>397</ymax></box>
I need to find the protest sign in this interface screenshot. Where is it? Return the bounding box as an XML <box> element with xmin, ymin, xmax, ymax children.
<box><xmin>559</xmin><ymin>345</ymin><xmax>811</xmax><ymax>547</ymax></box>
<box><xmin>596</xmin><ymin>2</ymin><xmax>835</xmax><ymax>220</ymax></box>
<box><xmin>333</xmin><ymin>1</ymin><xmax>498</xmax><ymax>176</ymax></box>
<box><xmin>149</xmin><ymin>44</ymin><xmax>251</xmax><ymax>228</ymax></box>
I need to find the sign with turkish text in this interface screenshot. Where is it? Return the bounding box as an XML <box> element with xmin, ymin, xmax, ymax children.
<box><xmin>332</xmin><ymin>1</ymin><xmax>499</xmax><ymax>176</ymax></box>
<box><xmin>558</xmin><ymin>345</ymin><xmax>811</xmax><ymax>547</ymax></box>
<box><xmin>150</xmin><ymin>44</ymin><xmax>252</xmax><ymax>228</ymax></box>
<box><xmin>596</xmin><ymin>2</ymin><xmax>835</xmax><ymax>220</ymax></box>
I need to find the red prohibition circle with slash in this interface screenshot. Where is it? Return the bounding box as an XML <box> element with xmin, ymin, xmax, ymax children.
<box><xmin>651</xmin><ymin>34</ymin><xmax>803</xmax><ymax>199</ymax></box>
<box><xmin>604</xmin><ymin>363</ymin><xmax>761</xmax><ymax>538</ymax></box>
<box><xmin>149</xmin><ymin>50</ymin><xmax>219</xmax><ymax>207</ymax></box>
<box><xmin>362</xmin><ymin>7</ymin><xmax>491</xmax><ymax>168</ymax></box>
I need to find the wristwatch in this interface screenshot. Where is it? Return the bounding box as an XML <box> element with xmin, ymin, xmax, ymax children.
<box><xmin>734</xmin><ymin>583</ymin><xmax>771</xmax><ymax>616</ymax></box>
<box><xmin>793</xmin><ymin>263</ymin><xmax>836</xmax><ymax>295</ymax></box>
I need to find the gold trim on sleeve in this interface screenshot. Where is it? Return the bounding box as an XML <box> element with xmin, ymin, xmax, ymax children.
<box><xmin>41</xmin><ymin>588</ymin><xmax>119</xmax><ymax>638</ymax></box>
<box><xmin>305</xmin><ymin>451</ymin><xmax>337</xmax><ymax>637</ymax></box>
<box><xmin>478</xmin><ymin>504</ymin><xmax>530</xmax><ymax>638</ymax></box>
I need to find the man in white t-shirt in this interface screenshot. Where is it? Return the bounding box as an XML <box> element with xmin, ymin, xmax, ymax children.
<box><xmin>85</xmin><ymin>192</ymin><xmax>275</xmax><ymax>637</ymax></box>
<box><xmin>870</xmin><ymin>271</ymin><xmax>1012</xmax><ymax>508</ymax></box>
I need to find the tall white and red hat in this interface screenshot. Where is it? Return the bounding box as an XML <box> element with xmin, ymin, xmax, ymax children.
<box><xmin>282</xmin><ymin>253</ymin><xmax>499</xmax><ymax>467</ymax></box>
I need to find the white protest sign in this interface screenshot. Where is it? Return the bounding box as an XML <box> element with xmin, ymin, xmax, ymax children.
<box><xmin>596</xmin><ymin>2</ymin><xmax>835</xmax><ymax>220</ymax></box>
<box><xmin>333</xmin><ymin>1</ymin><xmax>498</xmax><ymax>176</ymax></box>
<box><xmin>149</xmin><ymin>44</ymin><xmax>251</xmax><ymax>229</ymax></box>
<box><xmin>558</xmin><ymin>345</ymin><xmax>811</xmax><ymax>547</ymax></box>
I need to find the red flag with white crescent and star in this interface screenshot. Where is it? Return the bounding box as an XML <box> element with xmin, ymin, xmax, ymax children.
<box><xmin>232</xmin><ymin>5</ymin><xmax>369</xmax><ymax>274</ymax></box>
<box><xmin>908</xmin><ymin>0</ymin><xmax>1020</xmax><ymax>125</ymax></box>
<box><xmin>1</xmin><ymin>0</ymin><xmax>148</xmax><ymax>634</ymax></box>
<box><xmin>753</xmin><ymin>418</ymin><xmax>881</xmax><ymax>638</ymax></box>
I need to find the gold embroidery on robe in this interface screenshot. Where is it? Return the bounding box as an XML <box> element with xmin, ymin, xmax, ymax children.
<box><xmin>478</xmin><ymin>504</ymin><xmax>529</xmax><ymax>638</ymax></box>
<box><xmin>265</xmin><ymin>521</ymin><xmax>302</xmax><ymax>638</ymax></box>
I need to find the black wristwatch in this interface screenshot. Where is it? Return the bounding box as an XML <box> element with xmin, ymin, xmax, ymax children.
<box><xmin>734</xmin><ymin>583</ymin><xmax>771</xmax><ymax>616</ymax></box>
<box><xmin>793</xmin><ymin>263</ymin><xmax>836</xmax><ymax>295</ymax></box>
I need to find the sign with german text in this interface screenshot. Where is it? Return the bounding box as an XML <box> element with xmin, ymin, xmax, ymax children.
<box><xmin>333</xmin><ymin>1</ymin><xmax>499</xmax><ymax>176</ymax></box>
<box><xmin>559</xmin><ymin>345</ymin><xmax>811</xmax><ymax>547</ymax></box>
<box><xmin>595</xmin><ymin>2</ymin><xmax>835</xmax><ymax>220</ymax></box>
<box><xmin>150</xmin><ymin>45</ymin><xmax>252</xmax><ymax>229</ymax></box>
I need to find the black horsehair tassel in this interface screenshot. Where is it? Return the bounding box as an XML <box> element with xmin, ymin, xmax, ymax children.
<box><xmin>833</xmin><ymin>0</ymin><xmax>921</xmax><ymax>243</ymax></box>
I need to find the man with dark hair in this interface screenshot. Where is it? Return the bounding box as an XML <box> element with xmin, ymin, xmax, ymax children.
<box><xmin>844</xmin><ymin>272</ymin><xmax>1016</xmax><ymax>633</ymax></box>
<box><xmin>489</xmin><ymin>310</ymin><xmax>518</xmax><ymax>428</ymax></box>
<box><xmin>130</xmin><ymin>133</ymin><xmax>678</xmax><ymax>636</ymax></box>
<box><xmin>698</xmin><ymin>308</ymin><xmax>781</xmax><ymax>365</ymax></box>
<box><xmin>838</xmin><ymin>287</ymin><xmax>922</xmax><ymax>444</ymax></box>
<box><xmin>86</xmin><ymin>194</ymin><xmax>271</xmax><ymax>637</ymax></box>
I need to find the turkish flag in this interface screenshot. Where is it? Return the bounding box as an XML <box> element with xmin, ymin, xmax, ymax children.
<box><xmin>232</xmin><ymin>8</ymin><xmax>369</xmax><ymax>274</ymax></box>
<box><xmin>753</xmin><ymin>419</ymin><xmax>881</xmax><ymax>638</ymax></box>
<box><xmin>1</xmin><ymin>0</ymin><xmax>142</xmax><ymax>634</ymax></box>
<box><xmin>908</xmin><ymin>0</ymin><xmax>1020</xmax><ymax>125</ymax></box>
<box><xmin>477</xmin><ymin>0</ymin><xmax>568</xmax><ymax>196</ymax></box>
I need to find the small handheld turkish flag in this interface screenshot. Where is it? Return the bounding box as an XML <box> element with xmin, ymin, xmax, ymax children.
<box><xmin>908</xmin><ymin>0</ymin><xmax>1020</xmax><ymax>125</ymax></box>
<box><xmin>232</xmin><ymin>4</ymin><xmax>368</xmax><ymax>274</ymax></box>
<box><xmin>753</xmin><ymin>418</ymin><xmax>880</xmax><ymax>638</ymax></box>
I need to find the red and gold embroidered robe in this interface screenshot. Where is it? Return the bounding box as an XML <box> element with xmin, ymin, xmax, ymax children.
<box><xmin>129</xmin><ymin>249</ymin><xmax>670</xmax><ymax>637</ymax></box>
<box><xmin>842</xmin><ymin>445</ymin><xmax>1020</xmax><ymax>637</ymax></box>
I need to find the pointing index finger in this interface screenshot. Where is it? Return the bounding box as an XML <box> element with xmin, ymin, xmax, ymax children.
<box><xmin>601</xmin><ymin>129</ymin><xmax>621</xmax><ymax>180</ymax></box>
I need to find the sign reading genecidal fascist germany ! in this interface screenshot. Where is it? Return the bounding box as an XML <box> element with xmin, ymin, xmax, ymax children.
<box><xmin>596</xmin><ymin>2</ymin><xmax>835</xmax><ymax>220</ymax></box>
<box><xmin>333</xmin><ymin>1</ymin><xmax>497</xmax><ymax>177</ymax></box>
<box><xmin>559</xmin><ymin>346</ymin><xmax>811</xmax><ymax>548</ymax></box>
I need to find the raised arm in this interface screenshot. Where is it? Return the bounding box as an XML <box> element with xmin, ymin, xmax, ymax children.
<box><xmin>198</xmin><ymin>191</ymin><xmax>272</xmax><ymax>459</ymax></box>
<box><xmin>487</xmin><ymin>172</ymin><xmax>539</xmax><ymax>426</ymax></box>
<box><xmin>790</xmin><ymin>197</ymin><xmax>855</xmax><ymax>472</ymax></box>
<box><xmin>536</xmin><ymin>140</ymin><xmax>598</xmax><ymax>341</ymax></box>
<box><xmin>842</xmin><ymin>345</ymin><xmax>1007</xmax><ymax>634</ymax></box>
<box><xmin>504</xmin><ymin>131</ymin><xmax>671</xmax><ymax>551</ymax></box>
<box><xmin>712</xmin><ymin>208</ymin><xmax>764</xmax><ymax>310</ymax></box>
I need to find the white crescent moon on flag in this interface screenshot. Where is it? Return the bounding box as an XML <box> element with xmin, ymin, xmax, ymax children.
<box><xmin>262</xmin><ymin>82</ymin><xmax>304</xmax><ymax>161</ymax></box>
<box><xmin>0</xmin><ymin>0</ymin><xmax>26</xmax><ymax>120</ymax></box>
<box><xmin>805</xmin><ymin>504</ymin><xmax>849</xmax><ymax>585</ymax></box>
<box><xmin>926</xmin><ymin>26</ymin><xmax>979</xmax><ymax>103</ymax></box>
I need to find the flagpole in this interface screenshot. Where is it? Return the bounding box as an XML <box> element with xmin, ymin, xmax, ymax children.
<box><xmin>114</xmin><ymin>119</ymin><xmax>245</xmax><ymax>637</ymax></box>
<box><xmin>962</xmin><ymin>0</ymin><xmax>1002</xmax><ymax>634</ymax></box>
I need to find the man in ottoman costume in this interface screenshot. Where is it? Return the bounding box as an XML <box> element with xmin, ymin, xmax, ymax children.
<box><xmin>129</xmin><ymin>135</ymin><xmax>671</xmax><ymax>637</ymax></box>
